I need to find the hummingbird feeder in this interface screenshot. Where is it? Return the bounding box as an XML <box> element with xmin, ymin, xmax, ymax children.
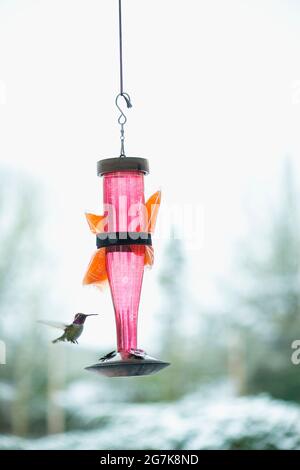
<box><xmin>83</xmin><ymin>0</ymin><xmax>170</xmax><ymax>377</ymax></box>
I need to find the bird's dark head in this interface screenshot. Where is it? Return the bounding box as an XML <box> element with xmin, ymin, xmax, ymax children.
<box><xmin>73</xmin><ymin>313</ymin><xmax>98</xmax><ymax>325</ymax></box>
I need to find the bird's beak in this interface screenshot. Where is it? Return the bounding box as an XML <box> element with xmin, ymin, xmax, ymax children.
<box><xmin>86</xmin><ymin>314</ymin><xmax>98</xmax><ymax>316</ymax></box>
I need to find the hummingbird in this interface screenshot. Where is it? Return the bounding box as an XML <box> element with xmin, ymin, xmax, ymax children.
<box><xmin>38</xmin><ymin>313</ymin><xmax>98</xmax><ymax>344</ymax></box>
<box><xmin>98</xmin><ymin>349</ymin><xmax>146</xmax><ymax>361</ymax></box>
<box><xmin>99</xmin><ymin>350</ymin><xmax>117</xmax><ymax>361</ymax></box>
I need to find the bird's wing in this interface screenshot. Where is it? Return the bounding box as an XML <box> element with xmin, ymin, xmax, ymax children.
<box><xmin>99</xmin><ymin>350</ymin><xmax>117</xmax><ymax>361</ymax></box>
<box><xmin>37</xmin><ymin>320</ymin><xmax>67</xmax><ymax>330</ymax></box>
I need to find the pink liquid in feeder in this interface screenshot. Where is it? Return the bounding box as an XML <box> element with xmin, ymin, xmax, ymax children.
<box><xmin>103</xmin><ymin>171</ymin><xmax>146</xmax><ymax>354</ymax></box>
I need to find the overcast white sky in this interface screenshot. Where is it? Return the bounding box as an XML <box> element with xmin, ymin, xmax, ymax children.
<box><xmin>0</xmin><ymin>0</ymin><xmax>300</xmax><ymax>351</ymax></box>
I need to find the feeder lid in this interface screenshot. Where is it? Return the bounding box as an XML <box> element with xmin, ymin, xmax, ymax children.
<box><xmin>97</xmin><ymin>157</ymin><xmax>149</xmax><ymax>176</ymax></box>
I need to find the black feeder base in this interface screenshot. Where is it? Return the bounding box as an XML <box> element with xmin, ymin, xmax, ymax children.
<box><xmin>85</xmin><ymin>352</ymin><xmax>170</xmax><ymax>377</ymax></box>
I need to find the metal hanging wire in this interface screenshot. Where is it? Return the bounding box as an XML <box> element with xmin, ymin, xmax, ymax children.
<box><xmin>116</xmin><ymin>0</ymin><xmax>132</xmax><ymax>158</ymax></box>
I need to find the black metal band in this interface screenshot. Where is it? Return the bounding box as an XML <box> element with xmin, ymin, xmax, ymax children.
<box><xmin>96</xmin><ymin>232</ymin><xmax>152</xmax><ymax>249</ymax></box>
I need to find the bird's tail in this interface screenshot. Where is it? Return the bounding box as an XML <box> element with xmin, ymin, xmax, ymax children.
<box><xmin>52</xmin><ymin>336</ymin><xmax>64</xmax><ymax>344</ymax></box>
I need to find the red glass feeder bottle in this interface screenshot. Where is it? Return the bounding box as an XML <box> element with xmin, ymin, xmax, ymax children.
<box><xmin>84</xmin><ymin>157</ymin><xmax>170</xmax><ymax>377</ymax></box>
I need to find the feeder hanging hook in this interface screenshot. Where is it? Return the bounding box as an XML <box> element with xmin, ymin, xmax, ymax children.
<box><xmin>115</xmin><ymin>92</ymin><xmax>132</xmax><ymax>158</ymax></box>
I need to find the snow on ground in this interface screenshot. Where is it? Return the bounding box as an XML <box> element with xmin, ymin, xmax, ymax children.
<box><xmin>1</xmin><ymin>392</ymin><xmax>300</xmax><ymax>450</ymax></box>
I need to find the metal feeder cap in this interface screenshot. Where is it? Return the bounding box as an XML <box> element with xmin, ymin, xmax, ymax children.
<box><xmin>97</xmin><ymin>157</ymin><xmax>149</xmax><ymax>176</ymax></box>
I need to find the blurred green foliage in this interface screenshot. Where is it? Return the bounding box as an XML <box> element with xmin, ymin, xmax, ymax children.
<box><xmin>228</xmin><ymin>161</ymin><xmax>300</xmax><ymax>401</ymax></box>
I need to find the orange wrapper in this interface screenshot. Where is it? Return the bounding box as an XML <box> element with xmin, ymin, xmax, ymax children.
<box><xmin>85</xmin><ymin>213</ymin><xmax>107</xmax><ymax>234</ymax></box>
<box><xmin>83</xmin><ymin>191</ymin><xmax>161</xmax><ymax>286</ymax></box>
<box><xmin>83</xmin><ymin>247</ymin><xmax>108</xmax><ymax>287</ymax></box>
<box><xmin>146</xmin><ymin>190</ymin><xmax>161</xmax><ymax>233</ymax></box>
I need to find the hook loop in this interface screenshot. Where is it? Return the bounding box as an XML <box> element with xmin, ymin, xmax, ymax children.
<box><xmin>115</xmin><ymin>92</ymin><xmax>132</xmax><ymax>157</ymax></box>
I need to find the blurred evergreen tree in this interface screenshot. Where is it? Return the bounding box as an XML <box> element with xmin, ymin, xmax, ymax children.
<box><xmin>0</xmin><ymin>169</ymin><xmax>67</xmax><ymax>436</ymax></box>
<box><xmin>136</xmin><ymin>231</ymin><xmax>211</xmax><ymax>401</ymax></box>
<box><xmin>231</xmin><ymin>160</ymin><xmax>300</xmax><ymax>402</ymax></box>
<box><xmin>156</xmin><ymin>234</ymin><xmax>188</xmax><ymax>400</ymax></box>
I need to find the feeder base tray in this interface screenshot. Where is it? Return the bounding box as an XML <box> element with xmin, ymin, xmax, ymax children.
<box><xmin>85</xmin><ymin>352</ymin><xmax>170</xmax><ymax>377</ymax></box>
